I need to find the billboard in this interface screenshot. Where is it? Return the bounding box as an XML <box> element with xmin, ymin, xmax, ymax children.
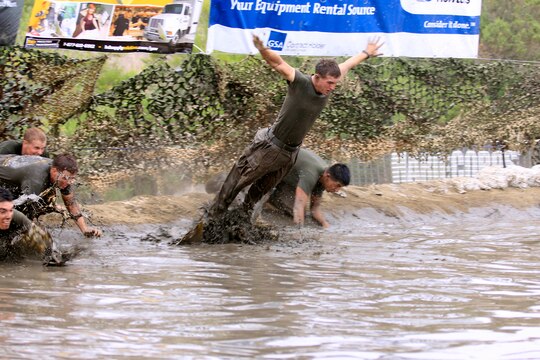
<box><xmin>206</xmin><ymin>0</ymin><xmax>482</xmax><ymax>58</ymax></box>
<box><xmin>23</xmin><ymin>0</ymin><xmax>203</xmax><ymax>53</ymax></box>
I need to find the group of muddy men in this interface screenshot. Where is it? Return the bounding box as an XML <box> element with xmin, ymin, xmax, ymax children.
<box><xmin>0</xmin><ymin>127</ymin><xmax>102</xmax><ymax>264</ymax></box>
<box><xmin>0</xmin><ymin>35</ymin><xmax>383</xmax><ymax>260</ymax></box>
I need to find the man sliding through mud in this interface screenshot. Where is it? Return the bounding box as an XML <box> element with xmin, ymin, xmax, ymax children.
<box><xmin>180</xmin><ymin>34</ymin><xmax>383</xmax><ymax>244</ymax></box>
<box><xmin>0</xmin><ymin>154</ymin><xmax>102</xmax><ymax>237</ymax></box>
<box><xmin>266</xmin><ymin>149</ymin><xmax>350</xmax><ymax>228</ymax></box>
<box><xmin>0</xmin><ymin>188</ymin><xmax>68</xmax><ymax>265</ymax></box>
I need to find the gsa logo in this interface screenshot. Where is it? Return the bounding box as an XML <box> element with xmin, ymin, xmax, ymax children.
<box><xmin>267</xmin><ymin>31</ymin><xmax>287</xmax><ymax>51</ymax></box>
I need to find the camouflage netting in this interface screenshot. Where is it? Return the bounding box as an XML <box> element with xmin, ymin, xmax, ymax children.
<box><xmin>0</xmin><ymin>47</ymin><xmax>106</xmax><ymax>135</ymax></box>
<box><xmin>1</xmin><ymin>46</ymin><xmax>539</xmax><ymax>190</ymax></box>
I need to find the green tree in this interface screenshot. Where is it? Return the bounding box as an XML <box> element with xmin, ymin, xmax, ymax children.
<box><xmin>480</xmin><ymin>0</ymin><xmax>540</xmax><ymax>60</ymax></box>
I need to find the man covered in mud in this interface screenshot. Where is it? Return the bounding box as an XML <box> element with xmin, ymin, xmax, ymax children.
<box><xmin>0</xmin><ymin>127</ymin><xmax>49</xmax><ymax>157</ymax></box>
<box><xmin>0</xmin><ymin>153</ymin><xmax>102</xmax><ymax>237</ymax></box>
<box><xmin>208</xmin><ymin>35</ymin><xmax>382</xmax><ymax>222</ymax></box>
<box><xmin>0</xmin><ymin>187</ymin><xmax>66</xmax><ymax>265</ymax></box>
<box><xmin>206</xmin><ymin>148</ymin><xmax>350</xmax><ymax>229</ymax></box>
<box><xmin>267</xmin><ymin>149</ymin><xmax>350</xmax><ymax>228</ymax></box>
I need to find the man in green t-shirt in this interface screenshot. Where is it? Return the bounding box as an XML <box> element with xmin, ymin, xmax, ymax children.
<box><xmin>0</xmin><ymin>127</ymin><xmax>49</xmax><ymax>157</ymax></box>
<box><xmin>267</xmin><ymin>149</ymin><xmax>350</xmax><ymax>228</ymax></box>
<box><xmin>208</xmin><ymin>35</ymin><xmax>382</xmax><ymax>220</ymax></box>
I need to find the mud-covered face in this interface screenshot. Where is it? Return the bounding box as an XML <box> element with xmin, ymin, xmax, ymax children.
<box><xmin>52</xmin><ymin>169</ymin><xmax>77</xmax><ymax>189</ymax></box>
<box><xmin>22</xmin><ymin>139</ymin><xmax>47</xmax><ymax>156</ymax></box>
<box><xmin>0</xmin><ymin>201</ymin><xmax>14</xmax><ymax>230</ymax></box>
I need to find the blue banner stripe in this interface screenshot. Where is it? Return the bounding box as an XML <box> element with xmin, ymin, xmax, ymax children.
<box><xmin>209</xmin><ymin>0</ymin><xmax>480</xmax><ymax>35</ymax></box>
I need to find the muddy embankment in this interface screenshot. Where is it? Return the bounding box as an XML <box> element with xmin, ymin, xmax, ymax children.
<box><xmin>40</xmin><ymin>165</ymin><xmax>540</xmax><ymax>231</ymax></box>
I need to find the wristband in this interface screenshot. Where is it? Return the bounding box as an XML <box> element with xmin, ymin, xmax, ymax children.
<box><xmin>362</xmin><ymin>50</ymin><xmax>371</xmax><ymax>59</ymax></box>
<box><xmin>71</xmin><ymin>213</ymin><xmax>83</xmax><ymax>220</ymax></box>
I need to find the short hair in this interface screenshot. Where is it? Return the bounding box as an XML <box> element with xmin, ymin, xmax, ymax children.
<box><xmin>0</xmin><ymin>188</ymin><xmax>14</xmax><ymax>202</ymax></box>
<box><xmin>327</xmin><ymin>163</ymin><xmax>350</xmax><ymax>186</ymax></box>
<box><xmin>315</xmin><ymin>59</ymin><xmax>341</xmax><ymax>78</ymax></box>
<box><xmin>23</xmin><ymin>127</ymin><xmax>47</xmax><ymax>143</ymax></box>
<box><xmin>52</xmin><ymin>153</ymin><xmax>79</xmax><ymax>174</ymax></box>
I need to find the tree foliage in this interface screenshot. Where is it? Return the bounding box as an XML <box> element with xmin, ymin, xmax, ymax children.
<box><xmin>480</xmin><ymin>0</ymin><xmax>540</xmax><ymax>60</ymax></box>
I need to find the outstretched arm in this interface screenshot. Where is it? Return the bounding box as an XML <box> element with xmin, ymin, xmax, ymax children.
<box><xmin>253</xmin><ymin>34</ymin><xmax>295</xmax><ymax>82</ymax></box>
<box><xmin>62</xmin><ymin>192</ymin><xmax>102</xmax><ymax>237</ymax></box>
<box><xmin>339</xmin><ymin>37</ymin><xmax>384</xmax><ymax>78</ymax></box>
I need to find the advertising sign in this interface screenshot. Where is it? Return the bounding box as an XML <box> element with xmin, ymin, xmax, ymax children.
<box><xmin>24</xmin><ymin>0</ymin><xmax>203</xmax><ymax>53</ymax></box>
<box><xmin>207</xmin><ymin>0</ymin><xmax>482</xmax><ymax>58</ymax></box>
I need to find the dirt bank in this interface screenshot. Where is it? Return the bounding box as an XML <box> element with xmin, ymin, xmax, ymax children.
<box><xmin>44</xmin><ymin>179</ymin><xmax>540</xmax><ymax>228</ymax></box>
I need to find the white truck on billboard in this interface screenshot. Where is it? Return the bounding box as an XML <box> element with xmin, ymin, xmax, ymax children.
<box><xmin>143</xmin><ymin>0</ymin><xmax>202</xmax><ymax>46</ymax></box>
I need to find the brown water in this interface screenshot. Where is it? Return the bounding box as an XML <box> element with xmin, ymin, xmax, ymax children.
<box><xmin>1</xmin><ymin>209</ymin><xmax>540</xmax><ymax>359</ymax></box>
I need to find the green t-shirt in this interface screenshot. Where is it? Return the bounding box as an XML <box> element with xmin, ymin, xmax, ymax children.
<box><xmin>281</xmin><ymin>148</ymin><xmax>327</xmax><ymax>197</ymax></box>
<box><xmin>271</xmin><ymin>70</ymin><xmax>329</xmax><ymax>146</ymax></box>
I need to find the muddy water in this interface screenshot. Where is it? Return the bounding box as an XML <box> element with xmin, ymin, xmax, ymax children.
<box><xmin>1</xmin><ymin>210</ymin><xmax>540</xmax><ymax>359</ymax></box>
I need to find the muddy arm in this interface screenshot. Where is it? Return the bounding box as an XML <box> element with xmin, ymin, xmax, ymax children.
<box><xmin>62</xmin><ymin>192</ymin><xmax>102</xmax><ymax>237</ymax></box>
<box><xmin>293</xmin><ymin>187</ymin><xmax>309</xmax><ymax>226</ymax></box>
<box><xmin>310</xmin><ymin>194</ymin><xmax>329</xmax><ymax>228</ymax></box>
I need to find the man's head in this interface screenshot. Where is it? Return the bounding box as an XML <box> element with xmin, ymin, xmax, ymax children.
<box><xmin>50</xmin><ymin>154</ymin><xmax>78</xmax><ymax>190</ymax></box>
<box><xmin>312</xmin><ymin>59</ymin><xmax>342</xmax><ymax>96</ymax></box>
<box><xmin>0</xmin><ymin>188</ymin><xmax>15</xmax><ymax>230</ymax></box>
<box><xmin>22</xmin><ymin>127</ymin><xmax>47</xmax><ymax>156</ymax></box>
<box><xmin>321</xmin><ymin>163</ymin><xmax>351</xmax><ymax>193</ymax></box>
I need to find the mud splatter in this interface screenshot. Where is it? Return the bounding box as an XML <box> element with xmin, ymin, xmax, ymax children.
<box><xmin>170</xmin><ymin>207</ymin><xmax>278</xmax><ymax>246</ymax></box>
<box><xmin>202</xmin><ymin>208</ymin><xmax>278</xmax><ymax>245</ymax></box>
<box><xmin>43</xmin><ymin>244</ymin><xmax>84</xmax><ymax>267</ymax></box>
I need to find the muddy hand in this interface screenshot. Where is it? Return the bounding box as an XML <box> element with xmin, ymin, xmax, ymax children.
<box><xmin>84</xmin><ymin>228</ymin><xmax>102</xmax><ymax>237</ymax></box>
